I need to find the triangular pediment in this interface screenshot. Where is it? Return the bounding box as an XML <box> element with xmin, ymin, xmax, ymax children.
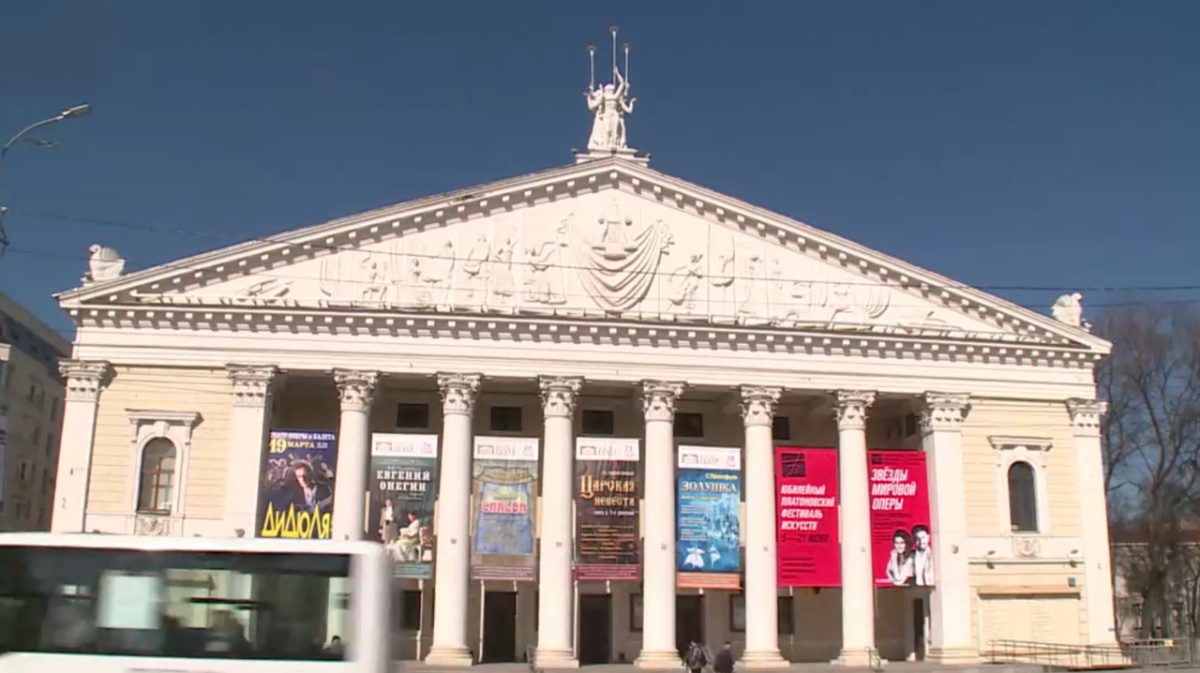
<box><xmin>59</xmin><ymin>158</ymin><xmax>1109</xmax><ymax>355</ymax></box>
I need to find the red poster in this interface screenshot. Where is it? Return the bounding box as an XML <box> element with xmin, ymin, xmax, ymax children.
<box><xmin>775</xmin><ymin>447</ymin><xmax>840</xmax><ymax>587</ymax></box>
<box><xmin>868</xmin><ymin>450</ymin><xmax>933</xmax><ymax>588</ymax></box>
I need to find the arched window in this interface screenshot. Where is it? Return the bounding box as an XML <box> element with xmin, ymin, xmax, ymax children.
<box><xmin>137</xmin><ymin>438</ymin><xmax>177</xmax><ymax>514</ymax></box>
<box><xmin>1007</xmin><ymin>461</ymin><xmax>1038</xmax><ymax>533</ymax></box>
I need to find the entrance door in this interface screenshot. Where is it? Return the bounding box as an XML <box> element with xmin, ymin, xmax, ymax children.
<box><xmin>579</xmin><ymin>595</ymin><xmax>612</xmax><ymax>664</ymax></box>
<box><xmin>481</xmin><ymin>591</ymin><xmax>518</xmax><ymax>663</ymax></box>
<box><xmin>912</xmin><ymin>598</ymin><xmax>926</xmax><ymax>661</ymax></box>
<box><xmin>676</xmin><ymin>595</ymin><xmax>705</xmax><ymax>658</ymax></box>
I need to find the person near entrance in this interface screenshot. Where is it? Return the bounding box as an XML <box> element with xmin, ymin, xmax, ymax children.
<box><xmin>685</xmin><ymin>640</ymin><xmax>713</xmax><ymax>673</ymax></box>
<box><xmin>714</xmin><ymin>642</ymin><xmax>734</xmax><ymax>673</ymax></box>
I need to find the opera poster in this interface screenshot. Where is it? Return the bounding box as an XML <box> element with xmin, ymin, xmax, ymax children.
<box><xmin>676</xmin><ymin>445</ymin><xmax>742</xmax><ymax>590</ymax></box>
<box><xmin>869</xmin><ymin>450</ymin><xmax>934</xmax><ymax>588</ymax></box>
<box><xmin>574</xmin><ymin>437</ymin><xmax>641</xmax><ymax>582</ymax></box>
<box><xmin>257</xmin><ymin>429</ymin><xmax>338</xmax><ymax>539</ymax></box>
<box><xmin>470</xmin><ymin>436</ymin><xmax>540</xmax><ymax>582</ymax></box>
<box><xmin>776</xmin><ymin>447</ymin><xmax>840</xmax><ymax>587</ymax></box>
<box><xmin>369</xmin><ymin>433</ymin><xmax>439</xmax><ymax>579</ymax></box>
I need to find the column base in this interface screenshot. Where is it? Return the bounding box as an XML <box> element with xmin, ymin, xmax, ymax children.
<box><xmin>426</xmin><ymin>645</ymin><xmax>474</xmax><ymax>667</ymax></box>
<box><xmin>534</xmin><ymin>647</ymin><xmax>580</xmax><ymax>669</ymax></box>
<box><xmin>739</xmin><ymin>648</ymin><xmax>789</xmax><ymax>669</ymax></box>
<box><xmin>636</xmin><ymin>649</ymin><xmax>684</xmax><ymax>669</ymax></box>
<box><xmin>832</xmin><ymin>647</ymin><xmax>882</xmax><ymax>668</ymax></box>
<box><xmin>926</xmin><ymin>646</ymin><xmax>979</xmax><ymax>664</ymax></box>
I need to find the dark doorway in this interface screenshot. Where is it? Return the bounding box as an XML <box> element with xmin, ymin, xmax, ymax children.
<box><xmin>912</xmin><ymin>598</ymin><xmax>926</xmax><ymax>661</ymax></box>
<box><xmin>481</xmin><ymin>591</ymin><xmax>518</xmax><ymax>663</ymax></box>
<box><xmin>675</xmin><ymin>595</ymin><xmax>704</xmax><ymax>657</ymax></box>
<box><xmin>579</xmin><ymin>595</ymin><xmax>612</xmax><ymax>664</ymax></box>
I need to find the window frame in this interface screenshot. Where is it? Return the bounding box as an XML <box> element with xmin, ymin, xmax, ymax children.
<box><xmin>988</xmin><ymin>435</ymin><xmax>1052</xmax><ymax>536</ymax></box>
<box><xmin>137</xmin><ymin>437</ymin><xmax>178</xmax><ymax>515</ymax></box>
<box><xmin>125</xmin><ymin>410</ymin><xmax>202</xmax><ymax>518</ymax></box>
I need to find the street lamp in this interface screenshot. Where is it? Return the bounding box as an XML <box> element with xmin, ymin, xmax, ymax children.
<box><xmin>0</xmin><ymin>103</ymin><xmax>92</xmax><ymax>257</ymax></box>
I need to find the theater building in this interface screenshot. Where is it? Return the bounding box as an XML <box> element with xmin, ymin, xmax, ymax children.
<box><xmin>51</xmin><ymin>72</ymin><xmax>1116</xmax><ymax>668</ymax></box>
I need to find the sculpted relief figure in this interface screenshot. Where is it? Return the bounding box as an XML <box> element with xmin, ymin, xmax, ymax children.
<box><xmin>489</xmin><ymin>231</ymin><xmax>518</xmax><ymax>307</ymax></box>
<box><xmin>667</xmin><ymin>253</ymin><xmax>705</xmax><ymax>312</ymax></box>
<box><xmin>586</xmin><ymin>68</ymin><xmax>635</xmax><ymax>152</ymax></box>
<box><xmin>523</xmin><ymin>218</ymin><xmax>569</xmax><ymax>305</ymax></box>
<box><xmin>462</xmin><ymin>233</ymin><xmax>491</xmax><ymax>302</ymax></box>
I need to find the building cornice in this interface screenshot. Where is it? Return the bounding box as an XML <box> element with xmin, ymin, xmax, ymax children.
<box><xmin>55</xmin><ymin>158</ymin><xmax>1110</xmax><ymax>356</ymax></box>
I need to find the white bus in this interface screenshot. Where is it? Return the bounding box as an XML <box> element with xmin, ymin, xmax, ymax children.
<box><xmin>0</xmin><ymin>533</ymin><xmax>389</xmax><ymax>673</ymax></box>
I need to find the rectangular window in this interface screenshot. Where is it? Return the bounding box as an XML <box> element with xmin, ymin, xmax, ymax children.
<box><xmin>396</xmin><ymin>403</ymin><xmax>430</xmax><ymax>430</ymax></box>
<box><xmin>45</xmin><ymin>433</ymin><xmax>54</xmax><ymax>457</ymax></box>
<box><xmin>50</xmin><ymin>400</ymin><xmax>59</xmax><ymax>423</ymax></box>
<box><xmin>728</xmin><ymin>593</ymin><xmax>746</xmax><ymax>632</ymax></box>
<box><xmin>490</xmin><ymin>406</ymin><xmax>523</xmax><ymax>433</ymax></box>
<box><xmin>772</xmin><ymin>415</ymin><xmax>791</xmax><ymax>441</ymax></box>
<box><xmin>778</xmin><ymin>596</ymin><xmax>794</xmax><ymax>635</ymax></box>
<box><xmin>581</xmin><ymin>409</ymin><xmax>615</xmax><ymax>436</ymax></box>
<box><xmin>673</xmin><ymin>412</ymin><xmax>704</xmax><ymax>438</ymax></box>
<box><xmin>396</xmin><ymin>589</ymin><xmax>422</xmax><ymax>630</ymax></box>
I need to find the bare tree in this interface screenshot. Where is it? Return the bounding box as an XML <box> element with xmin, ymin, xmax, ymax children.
<box><xmin>1096</xmin><ymin>302</ymin><xmax>1200</xmax><ymax>638</ymax></box>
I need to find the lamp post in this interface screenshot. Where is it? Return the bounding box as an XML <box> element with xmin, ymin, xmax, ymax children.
<box><xmin>0</xmin><ymin>103</ymin><xmax>92</xmax><ymax>257</ymax></box>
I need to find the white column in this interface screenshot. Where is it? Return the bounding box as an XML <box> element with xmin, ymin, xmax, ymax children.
<box><xmin>51</xmin><ymin>360</ymin><xmax>110</xmax><ymax>533</ymax></box>
<box><xmin>636</xmin><ymin>380</ymin><xmax>686</xmax><ymax>670</ymax></box>
<box><xmin>331</xmin><ymin>370</ymin><xmax>377</xmax><ymax>541</ymax></box>
<box><xmin>426</xmin><ymin>372</ymin><xmax>481</xmax><ymax>668</ymax></box>
<box><xmin>1068</xmin><ymin>398</ymin><xmax>1118</xmax><ymax>645</ymax></box>
<box><xmin>225</xmin><ymin>365</ymin><xmax>277</xmax><ymax>538</ymax></box>
<box><xmin>740</xmin><ymin>385</ymin><xmax>788</xmax><ymax>668</ymax></box>
<box><xmin>833</xmin><ymin>390</ymin><xmax>877</xmax><ymax>667</ymax></box>
<box><xmin>537</xmin><ymin>376</ymin><xmax>583</xmax><ymax>668</ymax></box>
<box><xmin>921</xmin><ymin>392</ymin><xmax>977</xmax><ymax>663</ymax></box>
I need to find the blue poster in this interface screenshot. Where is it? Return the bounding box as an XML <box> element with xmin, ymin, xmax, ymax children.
<box><xmin>257</xmin><ymin>429</ymin><xmax>338</xmax><ymax>539</ymax></box>
<box><xmin>470</xmin><ymin>436</ymin><xmax>540</xmax><ymax>582</ymax></box>
<box><xmin>676</xmin><ymin>445</ymin><xmax>742</xmax><ymax>589</ymax></box>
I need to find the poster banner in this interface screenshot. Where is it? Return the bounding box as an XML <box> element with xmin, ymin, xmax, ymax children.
<box><xmin>676</xmin><ymin>445</ymin><xmax>742</xmax><ymax>590</ymax></box>
<box><xmin>869</xmin><ymin>450</ymin><xmax>934</xmax><ymax>588</ymax></box>
<box><xmin>574</xmin><ymin>438</ymin><xmax>641</xmax><ymax>582</ymax></box>
<box><xmin>257</xmin><ymin>429</ymin><xmax>338</xmax><ymax>539</ymax></box>
<box><xmin>369</xmin><ymin>433</ymin><xmax>439</xmax><ymax>579</ymax></box>
<box><xmin>471</xmin><ymin>436</ymin><xmax>540</xmax><ymax>581</ymax></box>
<box><xmin>776</xmin><ymin>447</ymin><xmax>840</xmax><ymax>587</ymax></box>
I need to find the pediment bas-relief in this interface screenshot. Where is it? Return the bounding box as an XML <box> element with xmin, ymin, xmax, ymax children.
<box><xmin>159</xmin><ymin>191</ymin><xmax>1015</xmax><ymax>339</ymax></box>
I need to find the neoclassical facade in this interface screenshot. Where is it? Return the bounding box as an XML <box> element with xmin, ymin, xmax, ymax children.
<box><xmin>51</xmin><ymin>152</ymin><xmax>1115</xmax><ymax>667</ymax></box>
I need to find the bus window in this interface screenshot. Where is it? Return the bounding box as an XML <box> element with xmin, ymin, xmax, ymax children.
<box><xmin>0</xmin><ymin>546</ymin><xmax>353</xmax><ymax>661</ymax></box>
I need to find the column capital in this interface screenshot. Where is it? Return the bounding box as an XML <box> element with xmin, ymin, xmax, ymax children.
<box><xmin>438</xmin><ymin>372</ymin><xmax>482</xmax><ymax>417</ymax></box>
<box><xmin>1066</xmin><ymin>398</ymin><xmax>1107</xmax><ymax>437</ymax></box>
<box><xmin>334</xmin><ymin>369</ymin><xmax>379</xmax><ymax>413</ymax></box>
<box><xmin>740</xmin><ymin>385</ymin><xmax>782</xmax><ymax>428</ymax></box>
<box><xmin>539</xmin><ymin>376</ymin><xmax>583</xmax><ymax>419</ymax></box>
<box><xmin>920</xmin><ymin>392</ymin><xmax>971</xmax><ymax>435</ymax></box>
<box><xmin>641</xmin><ymin>380</ymin><xmax>686</xmax><ymax>422</ymax></box>
<box><xmin>58</xmin><ymin>359</ymin><xmax>112</xmax><ymax>403</ymax></box>
<box><xmin>832</xmin><ymin>390</ymin><xmax>876</xmax><ymax>431</ymax></box>
<box><xmin>227</xmin><ymin>365</ymin><xmax>279</xmax><ymax>408</ymax></box>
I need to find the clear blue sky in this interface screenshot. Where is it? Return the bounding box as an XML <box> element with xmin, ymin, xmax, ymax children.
<box><xmin>1</xmin><ymin>1</ymin><xmax>1197</xmax><ymax>340</ymax></box>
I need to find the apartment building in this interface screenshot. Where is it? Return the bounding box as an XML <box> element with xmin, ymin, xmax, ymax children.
<box><xmin>0</xmin><ymin>288</ymin><xmax>70</xmax><ymax>531</ymax></box>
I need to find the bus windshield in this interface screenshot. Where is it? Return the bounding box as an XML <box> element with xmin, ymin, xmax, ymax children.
<box><xmin>0</xmin><ymin>544</ymin><xmax>354</xmax><ymax>661</ymax></box>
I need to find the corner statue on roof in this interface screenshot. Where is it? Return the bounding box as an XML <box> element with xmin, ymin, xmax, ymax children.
<box><xmin>1051</xmin><ymin>292</ymin><xmax>1084</xmax><ymax>328</ymax></box>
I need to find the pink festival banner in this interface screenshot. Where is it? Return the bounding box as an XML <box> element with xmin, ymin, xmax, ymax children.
<box><xmin>775</xmin><ymin>447</ymin><xmax>840</xmax><ymax>587</ymax></box>
<box><xmin>868</xmin><ymin>450</ymin><xmax>934</xmax><ymax>588</ymax></box>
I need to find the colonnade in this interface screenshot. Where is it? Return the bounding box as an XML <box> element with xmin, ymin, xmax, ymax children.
<box><xmin>49</xmin><ymin>359</ymin><xmax>1118</xmax><ymax>666</ymax></box>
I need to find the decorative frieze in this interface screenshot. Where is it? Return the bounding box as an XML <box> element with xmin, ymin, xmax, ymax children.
<box><xmin>59</xmin><ymin>359</ymin><xmax>112</xmax><ymax>403</ymax></box>
<box><xmin>438</xmin><ymin>372</ymin><xmax>481</xmax><ymax>417</ymax></box>
<box><xmin>832</xmin><ymin>390</ymin><xmax>876</xmax><ymax>431</ymax></box>
<box><xmin>920</xmin><ymin>392</ymin><xmax>971</xmax><ymax>435</ymax></box>
<box><xmin>333</xmin><ymin>369</ymin><xmax>379</xmax><ymax>413</ymax></box>
<box><xmin>739</xmin><ymin>385</ymin><xmax>781</xmax><ymax>428</ymax></box>
<box><xmin>642</xmin><ymin>380</ymin><xmax>685</xmax><ymax>423</ymax></box>
<box><xmin>539</xmin><ymin>376</ymin><xmax>582</xmax><ymax>419</ymax></box>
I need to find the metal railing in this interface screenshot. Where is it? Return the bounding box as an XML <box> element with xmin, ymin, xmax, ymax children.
<box><xmin>985</xmin><ymin>638</ymin><xmax>1195</xmax><ymax>670</ymax></box>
